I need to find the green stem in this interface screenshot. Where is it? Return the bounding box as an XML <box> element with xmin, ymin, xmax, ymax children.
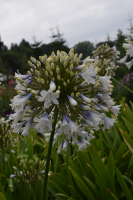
<box><xmin>112</xmin><ymin>77</ymin><xmax>133</xmax><ymax>94</ymax></box>
<box><xmin>43</xmin><ymin>106</ymin><xmax>59</xmax><ymax>200</ymax></box>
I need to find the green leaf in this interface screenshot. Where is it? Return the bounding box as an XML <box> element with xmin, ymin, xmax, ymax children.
<box><xmin>17</xmin><ymin>154</ymin><xmax>28</xmax><ymax>159</ymax></box>
<box><xmin>0</xmin><ymin>192</ymin><xmax>7</xmax><ymax>200</ymax></box>
<box><xmin>0</xmin><ymin>173</ymin><xmax>5</xmax><ymax>178</ymax></box>
<box><xmin>69</xmin><ymin>165</ymin><xmax>96</xmax><ymax>200</ymax></box>
<box><xmin>28</xmin><ymin>133</ymin><xmax>34</xmax><ymax>160</ymax></box>
<box><xmin>89</xmin><ymin>145</ymin><xmax>117</xmax><ymax>197</ymax></box>
<box><xmin>122</xmin><ymin>103</ymin><xmax>133</xmax><ymax>124</ymax></box>
<box><xmin>56</xmin><ymin>193</ymin><xmax>74</xmax><ymax>200</ymax></box>
<box><xmin>122</xmin><ymin>132</ymin><xmax>133</xmax><ymax>153</ymax></box>
<box><xmin>116</xmin><ymin>168</ymin><xmax>133</xmax><ymax>200</ymax></box>
<box><xmin>114</xmin><ymin>141</ymin><xmax>127</xmax><ymax>165</ymax></box>
<box><xmin>88</xmin><ymin>164</ymin><xmax>114</xmax><ymax>200</ymax></box>
<box><xmin>123</xmin><ymin>175</ymin><xmax>133</xmax><ymax>186</ymax></box>
<box><xmin>107</xmin><ymin>151</ymin><xmax>115</xmax><ymax>184</ymax></box>
<box><xmin>83</xmin><ymin>176</ymin><xmax>96</xmax><ymax>192</ymax></box>
<box><xmin>122</xmin><ymin>116</ymin><xmax>133</xmax><ymax>137</ymax></box>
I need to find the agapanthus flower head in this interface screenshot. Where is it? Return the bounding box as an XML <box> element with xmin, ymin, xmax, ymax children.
<box><xmin>93</xmin><ymin>43</ymin><xmax>120</xmax><ymax>76</ymax></box>
<box><xmin>0</xmin><ymin>118</ymin><xmax>16</xmax><ymax>151</ymax></box>
<box><xmin>10</xmin><ymin>48</ymin><xmax>120</xmax><ymax>152</ymax></box>
<box><xmin>118</xmin><ymin>28</ymin><xmax>133</xmax><ymax>69</ymax></box>
<box><xmin>10</xmin><ymin>157</ymin><xmax>48</xmax><ymax>183</ymax></box>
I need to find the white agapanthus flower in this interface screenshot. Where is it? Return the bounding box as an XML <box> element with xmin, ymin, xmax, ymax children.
<box><xmin>21</xmin><ymin>119</ymin><xmax>33</xmax><ymax>136</ymax></box>
<box><xmin>102</xmin><ymin>117</ymin><xmax>116</xmax><ymax>131</ymax></box>
<box><xmin>38</xmin><ymin>81</ymin><xmax>59</xmax><ymax>109</ymax></box>
<box><xmin>109</xmin><ymin>105</ymin><xmax>121</xmax><ymax>118</ymax></box>
<box><xmin>80</xmin><ymin>65</ymin><xmax>98</xmax><ymax>84</ymax></box>
<box><xmin>58</xmin><ymin>116</ymin><xmax>71</xmax><ymax>138</ymax></box>
<box><xmin>11</xmin><ymin>121</ymin><xmax>26</xmax><ymax>133</ymax></box>
<box><xmin>118</xmin><ymin>29</ymin><xmax>133</xmax><ymax>69</ymax></box>
<box><xmin>9</xmin><ymin>111</ymin><xmax>22</xmax><ymax>125</ymax></box>
<box><xmin>10</xmin><ymin>93</ymin><xmax>32</xmax><ymax>112</ymax></box>
<box><xmin>125</xmin><ymin>60</ymin><xmax>133</xmax><ymax>69</ymax></box>
<box><xmin>34</xmin><ymin>114</ymin><xmax>52</xmax><ymax>133</ymax></box>
<box><xmin>9</xmin><ymin>48</ymin><xmax>120</xmax><ymax>152</ymax></box>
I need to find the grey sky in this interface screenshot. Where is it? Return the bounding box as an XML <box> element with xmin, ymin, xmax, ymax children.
<box><xmin>0</xmin><ymin>0</ymin><xmax>133</xmax><ymax>49</ymax></box>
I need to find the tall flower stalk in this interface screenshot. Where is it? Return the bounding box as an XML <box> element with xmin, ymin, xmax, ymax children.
<box><xmin>9</xmin><ymin>48</ymin><xmax>120</xmax><ymax>198</ymax></box>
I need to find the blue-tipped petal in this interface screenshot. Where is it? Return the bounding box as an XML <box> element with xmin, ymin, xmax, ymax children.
<box><xmin>67</xmin><ymin>116</ymin><xmax>74</xmax><ymax>126</ymax></box>
<box><xmin>57</xmin><ymin>141</ymin><xmax>63</xmax><ymax>154</ymax></box>
<box><xmin>39</xmin><ymin>170</ymin><xmax>45</xmax><ymax>174</ymax></box>
<box><xmin>78</xmin><ymin>73</ymin><xmax>82</xmax><ymax>77</ymax></box>
<box><xmin>50</xmin><ymin>80</ymin><xmax>56</xmax><ymax>91</ymax></box>
<box><xmin>63</xmin><ymin>140</ymin><xmax>68</xmax><ymax>151</ymax></box>
<box><xmin>44</xmin><ymin>113</ymin><xmax>49</xmax><ymax>119</ymax></box>
<box><xmin>62</xmin><ymin>115</ymin><xmax>68</xmax><ymax>125</ymax></box>
<box><xmin>79</xmin><ymin>60</ymin><xmax>84</xmax><ymax>63</ymax></box>
<box><xmin>10</xmin><ymin>174</ymin><xmax>17</xmax><ymax>178</ymax></box>
<box><xmin>80</xmin><ymin>94</ymin><xmax>91</xmax><ymax>103</ymax></box>
<box><xmin>68</xmin><ymin>95</ymin><xmax>77</xmax><ymax>106</ymax></box>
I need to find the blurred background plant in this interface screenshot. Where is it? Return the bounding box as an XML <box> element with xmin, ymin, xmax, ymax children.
<box><xmin>92</xmin><ymin>43</ymin><xmax>119</xmax><ymax>76</ymax></box>
<box><xmin>0</xmin><ymin>117</ymin><xmax>16</xmax><ymax>153</ymax></box>
<box><xmin>0</xmin><ymin>70</ymin><xmax>16</xmax><ymax>118</ymax></box>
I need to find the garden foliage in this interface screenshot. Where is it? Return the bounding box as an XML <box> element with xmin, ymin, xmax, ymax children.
<box><xmin>0</xmin><ymin>98</ymin><xmax>133</xmax><ymax>199</ymax></box>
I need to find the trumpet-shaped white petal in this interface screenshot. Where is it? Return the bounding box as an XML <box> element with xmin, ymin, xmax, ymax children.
<box><xmin>15</xmin><ymin>80</ymin><xmax>26</xmax><ymax>91</ymax></box>
<box><xmin>109</xmin><ymin>105</ymin><xmax>121</xmax><ymax>118</ymax></box>
<box><xmin>38</xmin><ymin>88</ymin><xmax>59</xmax><ymax>109</ymax></box>
<box><xmin>125</xmin><ymin>60</ymin><xmax>133</xmax><ymax>69</ymax></box>
<box><xmin>104</xmin><ymin>99</ymin><xmax>115</xmax><ymax>106</ymax></box>
<box><xmin>117</xmin><ymin>55</ymin><xmax>128</xmax><ymax>63</ymax></box>
<box><xmin>9</xmin><ymin>111</ymin><xmax>22</xmax><ymax>125</ymax></box>
<box><xmin>81</xmin><ymin>65</ymin><xmax>97</xmax><ymax>84</ymax></box>
<box><xmin>63</xmin><ymin>140</ymin><xmax>68</xmax><ymax>151</ymax></box>
<box><xmin>11</xmin><ymin>121</ymin><xmax>26</xmax><ymax>133</ymax></box>
<box><xmin>68</xmin><ymin>117</ymin><xmax>84</xmax><ymax>137</ymax></box>
<box><xmin>58</xmin><ymin>116</ymin><xmax>71</xmax><ymax>138</ymax></box>
<box><xmin>57</xmin><ymin>141</ymin><xmax>63</xmax><ymax>154</ymax></box>
<box><xmin>34</xmin><ymin>114</ymin><xmax>52</xmax><ymax>134</ymax></box>
<box><xmin>14</xmin><ymin>72</ymin><xmax>29</xmax><ymax>80</ymax></box>
<box><xmin>102</xmin><ymin>117</ymin><xmax>116</xmax><ymax>131</ymax></box>
<box><xmin>99</xmin><ymin>76</ymin><xmax>111</xmax><ymax>89</ymax></box>
<box><xmin>21</xmin><ymin>118</ymin><xmax>33</xmax><ymax>136</ymax></box>
<box><xmin>10</xmin><ymin>93</ymin><xmax>32</xmax><ymax>112</ymax></box>
<box><xmin>87</xmin><ymin>111</ymin><xmax>101</xmax><ymax>127</ymax></box>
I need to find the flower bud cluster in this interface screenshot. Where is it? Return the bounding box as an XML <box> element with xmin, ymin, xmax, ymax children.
<box><xmin>10</xmin><ymin>157</ymin><xmax>48</xmax><ymax>183</ymax></box>
<box><xmin>9</xmin><ymin>48</ymin><xmax>120</xmax><ymax>152</ymax></box>
<box><xmin>118</xmin><ymin>29</ymin><xmax>133</xmax><ymax>69</ymax></box>
<box><xmin>0</xmin><ymin>118</ymin><xmax>16</xmax><ymax>151</ymax></box>
<box><xmin>93</xmin><ymin>43</ymin><xmax>120</xmax><ymax>76</ymax></box>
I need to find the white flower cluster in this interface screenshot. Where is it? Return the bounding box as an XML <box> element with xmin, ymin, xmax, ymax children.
<box><xmin>10</xmin><ymin>157</ymin><xmax>47</xmax><ymax>183</ymax></box>
<box><xmin>118</xmin><ymin>29</ymin><xmax>133</xmax><ymax>69</ymax></box>
<box><xmin>9</xmin><ymin>48</ymin><xmax>120</xmax><ymax>152</ymax></box>
<box><xmin>0</xmin><ymin>117</ymin><xmax>16</xmax><ymax>151</ymax></box>
<box><xmin>92</xmin><ymin>44</ymin><xmax>120</xmax><ymax>76</ymax></box>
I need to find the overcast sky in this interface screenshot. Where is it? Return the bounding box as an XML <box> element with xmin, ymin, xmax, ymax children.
<box><xmin>0</xmin><ymin>0</ymin><xmax>133</xmax><ymax>49</ymax></box>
